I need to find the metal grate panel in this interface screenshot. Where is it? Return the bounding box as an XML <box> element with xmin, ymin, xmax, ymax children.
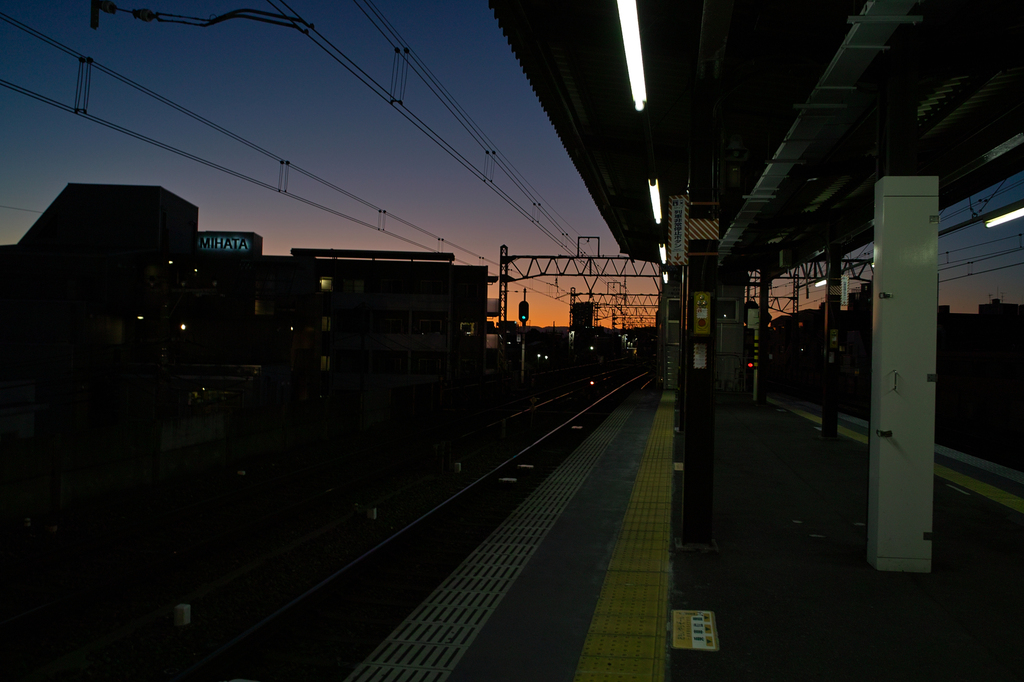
<box><xmin>344</xmin><ymin>392</ymin><xmax>642</xmax><ymax>681</ymax></box>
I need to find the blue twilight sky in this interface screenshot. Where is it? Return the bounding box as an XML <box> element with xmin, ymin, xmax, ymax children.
<box><xmin>0</xmin><ymin>0</ymin><xmax>624</xmax><ymax>326</ymax></box>
<box><xmin>2</xmin><ymin>2</ymin><xmax>1022</xmax><ymax>322</ymax></box>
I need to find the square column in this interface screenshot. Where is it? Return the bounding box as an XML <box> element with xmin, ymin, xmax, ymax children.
<box><xmin>867</xmin><ymin>176</ymin><xmax>938</xmax><ymax>572</ymax></box>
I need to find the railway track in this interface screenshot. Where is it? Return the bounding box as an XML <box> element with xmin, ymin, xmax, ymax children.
<box><xmin>168</xmin><ymin>373</ymin><xmax>645</xmax><ymax>682</ymax></box>
<box><xmin>5</xmin><ymin>366</ymin><xmax>646</xmax><ymax>681</ymax></box>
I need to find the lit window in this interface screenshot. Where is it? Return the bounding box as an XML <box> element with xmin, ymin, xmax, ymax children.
<box><xmin>321</xmin><ymin>316</ymin><xmax>331</xmax><ymax>332</ymax></box>
<box><xmin>320</xmin><ymin>355</ymin><xmax>331</xmax><ymax>371</ymax></box>
<box><xmin>320</xmin><ymin>276</ymin><xmax>333</xmax><ymax>292</ymax></box>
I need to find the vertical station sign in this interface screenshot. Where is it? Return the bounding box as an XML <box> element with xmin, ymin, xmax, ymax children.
<box><xmin>667</xmin><ymin>195</ymin><xmax>688</xmax><ymax>265</ymax></box>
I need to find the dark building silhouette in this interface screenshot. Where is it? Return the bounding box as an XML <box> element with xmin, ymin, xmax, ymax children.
<box><xmin>0</xmin><ymin>184</ymin><xmax>493</xmax><ymax>440</ymax></box>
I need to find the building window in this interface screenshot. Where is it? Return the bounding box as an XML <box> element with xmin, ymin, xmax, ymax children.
<box><xmin>255</xmin><ymin>299</ymin><xmax>275</xmax><ymax>315</ymax></box>
<box><xmin>379</xmin><ymin>278</ymin><xmax>403</xmax><ymax>294</ymax></box>
<box><xmin>420</xmin><ymin>279</ymin><xmax>444</xmax><ymax>295</ymax></box>
<box><xmin>320</xmin><ymin>355</ymin><xmax>331</xmax><ymax>371</ymax></box>
<box><xmin>417</xmin><ymin>357</ymin><xmax>442</xmax><ymax>374</ymax></box>
<box><xmin>419</xmin><ymin>319</ymin><xmax>442</xmax><ymax>334</ymax></box>
<box><xmin>375</xmin><ymin>352</ymin><xmax>407</xmax><ymax>374</ymax></box>
<box><xmin>460</xmin><ymin>321</ymin><xmax>477</xmax><ymax>336</ymax></box>
<box><xmin>320</xmin><ymin>276</ymin><xmax>333</xmax><ymax>292</ymax></box>
<box><xmin>380</xmin><ymin>317</ymin><xmax>406</xmax><ymax>334</ymax></box>
<box><xmin>321</xmin><ymin>316</ymin><xmax>331</xmax><ymax>332</ymax></box>
<box><xmin>336</xmin><ymin>350</ymin><xmax>368</xmax><ymax>373</ymax></box>
<box><xmin>342</xmin><ymin>279</ymin><xmax>364</xmax><ymax>293</ymax></box>
<box><xmin>337</xmin><ymin>310</ymin><xmax>368</xmax><ymax>333</ymax></box>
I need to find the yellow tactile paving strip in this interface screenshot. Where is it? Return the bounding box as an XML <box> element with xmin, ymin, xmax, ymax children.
<box><xmin>574</xmin><ymin>391</ymin><xmax>675</xmax><ymax>682</ymax></box>
<box><xmin>768</xmin><ymin>396</ymin><xmax>1024</xmax><ymax>515</ymax></box>
<box><xmin>935</xmin><ymin>463</ymin><xmax>1024</xmax><ymax>514</ymax></box>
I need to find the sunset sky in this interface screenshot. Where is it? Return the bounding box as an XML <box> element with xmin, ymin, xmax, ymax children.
<box><xmin>2</xmin><ymin>1</ymin><xmax>1021</xmax><ymax>327</ymax></box>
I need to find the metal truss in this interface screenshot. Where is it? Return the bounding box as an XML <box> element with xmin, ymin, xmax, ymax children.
<box><xmin>743</xmin><ymin>257</ymin><xmax>873</xmax><ymax>317</ymax></box>
<box><xmin>593</xmin><ymin>306</ymin><xmax>658</xmax><ymax>328</ymax></box>
<box><xmin>497</xmin><ymin>246</ymin><xmax>661</xmax><ymax>370</ymax></box>
<box><xmin>501</xmin><ymin>254</ymin><xmax>659</xmax><ymax>291</ymax></box>
<box><xmin>562</xmin><ymin>292</ymin><xmax>660</xmax><ymax>307</ymax></box>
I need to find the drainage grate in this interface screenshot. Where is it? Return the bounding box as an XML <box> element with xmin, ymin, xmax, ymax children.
<box><xmin>344</xmin><ymin>393</ymin><xmax>641</xmax><ymax>682</ymax></box>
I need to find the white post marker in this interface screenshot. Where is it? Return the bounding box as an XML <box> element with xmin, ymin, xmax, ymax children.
<box><xmin>174</xmin><ymin>603</ymin><xmax>191</xmax><ymax>626</ymax></box>
<box><xmin>672</xmin><ymin>610</ymin><xmax>718</xmax><ymax>650</ymax></box>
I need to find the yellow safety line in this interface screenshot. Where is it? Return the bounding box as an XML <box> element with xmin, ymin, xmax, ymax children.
<box><xmin>769</xmin><ymin>397</ymin><xmax>1024</xmax><ymax>515</ymax></box>
<box><xmin>935</xmin><ymin>463</ymin><xmax>1024</xmax><ymax>514</ymax></box>
<box><xmin>574</xmin><ymin>391</ymin><xmax>674</xmax><ymax>682</ymax></box>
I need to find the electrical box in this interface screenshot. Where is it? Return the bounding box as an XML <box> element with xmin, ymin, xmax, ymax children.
<box><xmin>693</xmin><ymin>291</ymin><xmax>711</xmax><ymax>336</ymax></box>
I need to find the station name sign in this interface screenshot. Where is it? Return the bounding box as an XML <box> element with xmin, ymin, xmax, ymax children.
<box><xmin>196</xmin><ymin>231</ymin><xmax>263</xmax><ymax>257</ymax></box>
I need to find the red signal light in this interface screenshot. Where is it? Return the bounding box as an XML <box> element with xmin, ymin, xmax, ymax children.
<box><xmin>590</xmin><ymin>380</ymin><xmax>595</xmax><ymax>385</ymax></box>
<box><xmin>747</xmin><ymin>362</ymin><xmax>754</xmax><ymax>368</ymax></box>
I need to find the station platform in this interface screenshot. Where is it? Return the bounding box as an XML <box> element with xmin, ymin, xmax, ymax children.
<box><xmin>344</xmin><ymin>386</ymin><xmax>1024</xmax><ymax>681</ymax></box>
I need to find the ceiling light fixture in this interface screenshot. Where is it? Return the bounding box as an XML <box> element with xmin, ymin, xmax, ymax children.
<box><xmin>662</xmin><ymin>272</ymin><xmax>669</xmax><ymax>284</ymax></box>
<box><xmin>649</xmin><ymin>179</ymin><xmax>662</xmax><ymax>224</ymax></box>
<box><xmin>985</xmin><ymin>206</ymin><xmax>1024</xmax><ymax>228</ymax></box>
<box><xmin>658</xmin><ymin>243</ymin><xmax>667</xmax><ymax>264</ymax></box>
<box><xmin>814</xmin><ymin>279</ymin><xmax>826</xmax><ymax>287</ymax></box>
<box><xmin>616</xmin><ymin>0</ymin><xmax>647</xmax><ymax>111</ymax></box>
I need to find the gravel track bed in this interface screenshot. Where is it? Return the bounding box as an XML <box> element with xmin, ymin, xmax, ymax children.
<box><xmin>6</xmin><ymin>367</ymin><xmax>643</xmax><ymax>681</ymax></box>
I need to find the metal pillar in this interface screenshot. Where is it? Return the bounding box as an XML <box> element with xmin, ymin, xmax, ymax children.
<box><xmin>867</xmin><ymin>176</ymin><xmax>938</xmax><ymax>573</ymax></box>
<box><xmin>681</xmin><ymin>240</ymin><xmax>718</xmax><ymax>546</ymax></box>
<box><xmin>499</xmin><ymin>244</ymin><xmax>509</xmax><ymax>373</ymax></box>
<box><xmin>755</xmin><ymin>270</ymin><xmax>769</xmax><ymax>405</ymax></box>
<box><xmin>821</xmin><ymin>239</ymin><xmax>842</xmax><ymax>437</ymax></box>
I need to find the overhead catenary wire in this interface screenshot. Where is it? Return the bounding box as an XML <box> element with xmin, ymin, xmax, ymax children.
<box><xmin>939</xmin><ymin>259</ymin><xmax>1024</xmax><ymax>283</ymax></box>
<box><xmin>1</xmin><ymin>9</ymin><xmax>625</xmax><ymax>308</ymax></box>
<box><xmin>0</xmin><ymin>11</ymin><xmax>502</xmax><ymax>270</ymax></box>
<box><xmin>355</xmin><ymin>0</ymin><xmax>586</xmax><ymax>250</ymax></box>
<box><xmin>268</xmin><ymin>0</ymin><xmax>581</xmax><ymax>257</ymax></box>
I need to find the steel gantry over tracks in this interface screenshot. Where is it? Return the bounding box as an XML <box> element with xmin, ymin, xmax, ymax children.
<box><xmin>498</xmin><ymin>244</ymin><xmax>660</xmax><ymax>368</ymax></box>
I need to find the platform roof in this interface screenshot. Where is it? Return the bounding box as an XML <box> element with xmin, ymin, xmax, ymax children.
<box><xmin>489</xmin><ymin>0</ymin><xmax>1024</xmax><ymax>279</ymax></box>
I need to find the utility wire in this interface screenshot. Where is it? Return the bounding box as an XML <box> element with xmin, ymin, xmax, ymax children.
<box><xmin>939</xmin><ymin>259</ymin><xmax>1024</xmax><ymax>283</ymax></box>
<box><xmin>939</xmin><ymin>233</ymin><xmax>1023</xmax><ymax>260</ymax></box>
<box><xmin>0</xmin><ymin>10</ymin><xmax>501</xmax><ymax>269</ymax></box>
<box><xmin>938</xmin><ymin>173</ymin><xmax>1024</xmax><ymax>229</ymax></box>
<box><xmin>1</xmin><ymin>10</ymin><xmax>592</xmax><ymax>308</ymax></box>
<box><xmin>268</xmin><ymin>0</ymin><xmax>580</xmax><ymax>256</ymax></box>
<box><xmin>351</xmin><ymin>0</ymin><xmax>582</xmax><ymax>249</ymax></box>
<box><xmin>938</xmin><ymin>246</ymin><xmax>1024</xmax><ymax>271</ymax></box>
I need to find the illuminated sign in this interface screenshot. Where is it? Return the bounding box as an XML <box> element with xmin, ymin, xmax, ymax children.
<box><xmin>196</xmin><ymin>232</ymin><xmax>262</xmax><ymax>257</ymax></box>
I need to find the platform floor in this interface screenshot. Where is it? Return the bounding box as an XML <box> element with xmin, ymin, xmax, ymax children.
<box><xmin>344</xmin><ymin>387</ymin><xmax>1024</xmax><ymax>681</ymax></box>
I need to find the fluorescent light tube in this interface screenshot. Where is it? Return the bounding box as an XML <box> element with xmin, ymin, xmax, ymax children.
<box><xmin>658</xmin><ymin>243</ymin><xmax>667</xmax><ymax>264</ymax></box>
<box><xmin>649</xmin><ymin>179</ymin><xmax>662</xmax><ymax>224</ymax></box>
<box><xmin>814</xmin><ymin>279</ymin><xmax>826</xmax><ymax>287</ymax></box>
<box><xmin>616</xmin><ymin>0</ymin><xmax>647</xmax><ymax>111</ymax></box>
<box><xmin>986</xmin><ymin>206</ymin><xmax>1024</xmax><ymax>228</ymax></box>
<box><xmin>662</xmin><ymin>272</ymin><xmax>669</xmax><ymax>284</ymax></box>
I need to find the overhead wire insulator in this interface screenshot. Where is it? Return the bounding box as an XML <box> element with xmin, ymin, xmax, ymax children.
<box><xmin>389</xmin><ymin>46</ymin><xmax>410</xmax><ymax>104</ymax></box>
<box><xmin>74</xmin><ymin>56</ymin><xmax>93</xmax><ymax>113</ymax></box>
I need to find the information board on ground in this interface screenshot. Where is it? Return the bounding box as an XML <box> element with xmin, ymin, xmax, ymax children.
<box><xmin>672</xmin><ymin>610</ymin><xmax>719</xmax><ymax>651</ymax></box>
